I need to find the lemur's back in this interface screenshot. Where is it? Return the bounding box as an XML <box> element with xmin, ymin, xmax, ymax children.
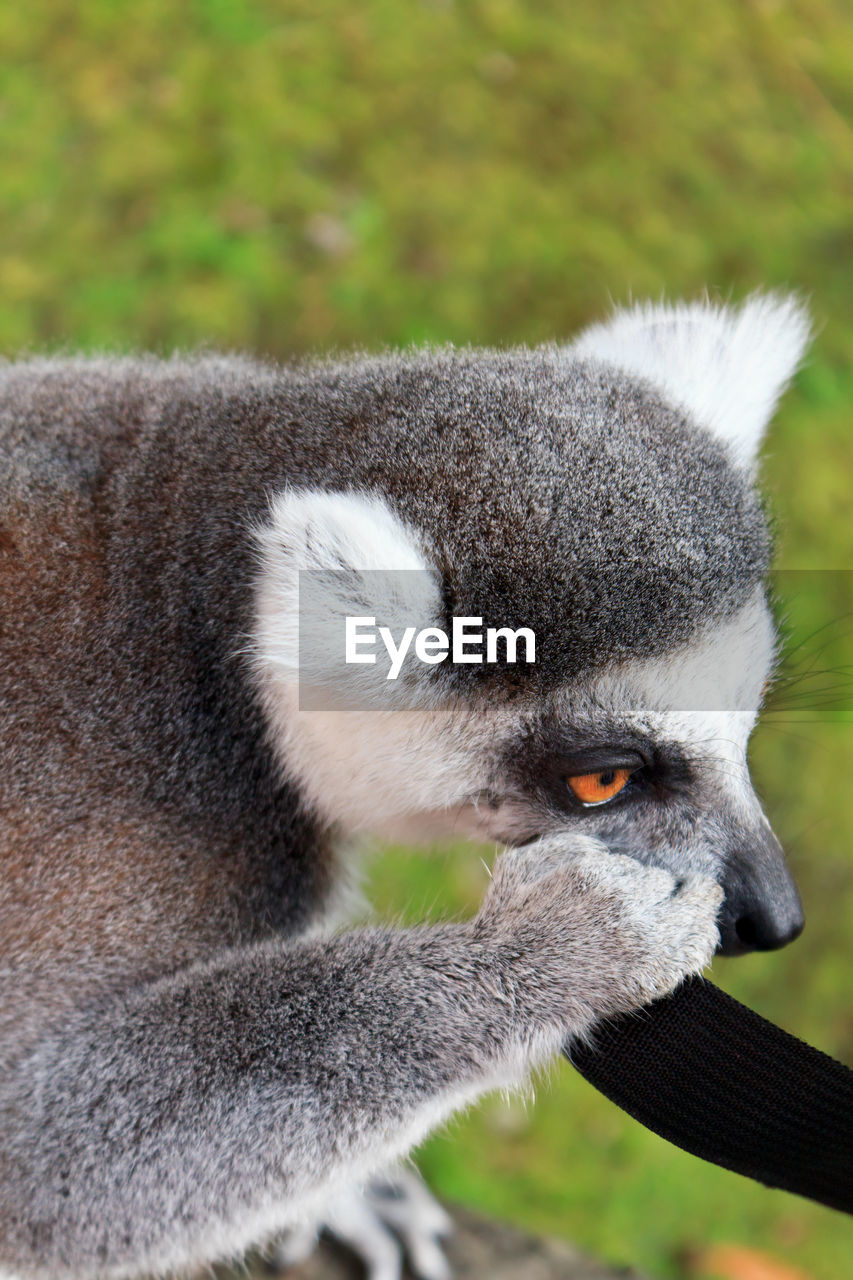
<box><xmin>0</xmin><ymin>359</ymin><xmax>331</xmax><ymax>1068</ymax></box>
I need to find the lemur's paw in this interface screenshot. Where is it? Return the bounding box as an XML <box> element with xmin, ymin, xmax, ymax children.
<box><xmin>475</xmin><ymin>835</ymin><xmax>723</xmax><ymax>1032</ymax></box>
<box><xmin>273</xmin><ymin>1165</ymin><xmax>452</xmax><ymax>1280</ymax></box>
<box><xmin>574</xmin><ymin>845</ymin><xmax>723</xmax><ymax>1005</ymax></box>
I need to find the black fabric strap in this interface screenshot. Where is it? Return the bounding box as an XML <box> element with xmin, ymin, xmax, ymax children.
<box><xmin>566</xmin><ymin>977</ymin><xmax>853</xmax><ymax>1214</ymax></box>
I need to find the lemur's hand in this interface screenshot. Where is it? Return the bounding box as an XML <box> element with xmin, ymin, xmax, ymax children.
<box><xmin>473</xmin><ymin>835</ymin><xmax>723</xmax><ymax>1036</ymax></box>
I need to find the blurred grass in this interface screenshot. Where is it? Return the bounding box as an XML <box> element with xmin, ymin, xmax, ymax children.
<box><xmin>1</xmin><ymin>2</ymin><xmax>851</xmax><ymax>1277</ymax></box>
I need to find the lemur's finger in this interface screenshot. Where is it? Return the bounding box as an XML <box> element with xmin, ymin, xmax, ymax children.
<box><xmin>569</xmin><ymin>846</ymin><xmax>676</xmax><ymax>895</ymax></box>
<box><xmin>402</xmin><ymin>1230</ymin><xmax>453</xmax><ymax>1280</ymax></box>
<box><xmin>366</xmin><ymin>1167</ymin><xmax>453</xmax><ymax>1280</ymax></box>
<box><xmin>491</xmin><ymin>833</ymin><xmax>607</xmax><ymax>889</ymax></box>
<box><xmin>324</xmin><ymin>1187</ymin><xmax>403</xmax><ymax>1280</ymax></box>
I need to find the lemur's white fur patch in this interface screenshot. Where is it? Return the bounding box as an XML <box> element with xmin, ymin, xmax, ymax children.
<box><xmin>253</xmin><ymin>489</ymin><xmax>445</xmax><ymax>711</ymax></box>
<box><xmin>601</xmin><ymin>587</ymin><xmax>776</xmax><ymax>813</ymax></box>
<box><xmin>572</xmin><ymin>293</ymin><xmax>810</xmax><ymax>469</ymax></box>
<box><xmin>253</xmin><ymin>489</ymin><xmax>501</xmax><ymax>830</ymax></box>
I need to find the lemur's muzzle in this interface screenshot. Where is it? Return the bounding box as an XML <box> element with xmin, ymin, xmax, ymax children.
<box><xmin>716</xmin><ymin>824</ymin><xmax>804</xmax><ymax>956</ymax></box>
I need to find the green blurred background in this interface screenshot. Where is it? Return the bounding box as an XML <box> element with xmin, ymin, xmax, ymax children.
<box><xmin>1</xmin><ymin>3</ymin><xmax>851</xmax><ymax>1277</ymax></box>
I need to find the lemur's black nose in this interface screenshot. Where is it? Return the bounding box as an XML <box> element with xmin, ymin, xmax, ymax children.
<box><xmin>717</xmin><ymin>898</ymin><xmax>805</xmax><ymax>956</ymax></box>
<box><xmin>716</xmin><ymin>827</ymin><xmax>805</xmax><ymax>956</ymax></box>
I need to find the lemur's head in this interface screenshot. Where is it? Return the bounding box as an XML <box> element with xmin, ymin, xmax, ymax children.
<box><xmin>254</xmin><ymin>295</ymin><xmax>810</xmax><ymax>956</ymax></box>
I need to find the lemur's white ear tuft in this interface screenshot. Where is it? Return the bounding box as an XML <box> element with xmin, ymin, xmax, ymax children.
<box><xmin>572</xmin><ymin>293</ymin><xmax>811</xmax><ymax>469</ymax></box>
<box><xmin>253</xmin><ymin>489</ymin><xmax>443</xmax><ymax>706</ymax></box>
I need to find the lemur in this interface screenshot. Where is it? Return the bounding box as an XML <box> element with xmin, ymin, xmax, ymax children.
<box><xmin>0</xmin><ymin>295</ymin><xmax>808</xmax><ymax>1280</ymax></box>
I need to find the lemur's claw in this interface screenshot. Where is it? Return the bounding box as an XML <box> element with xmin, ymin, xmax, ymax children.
<box><xmin>273</xmin><ymin>1165</ymin><xmax>452</xmax><ymax>1280</ymax></box>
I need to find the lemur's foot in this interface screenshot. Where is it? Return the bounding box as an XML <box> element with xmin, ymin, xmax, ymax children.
<box><xmin>273</xmin><ymin>1165</ymin><xmax>453</xmax><ymax>1280</ymax></box>
<box><xmin>475</xmin><ymin>834</ymin><xmax>723</xmax><ymax>1033</ymax></box>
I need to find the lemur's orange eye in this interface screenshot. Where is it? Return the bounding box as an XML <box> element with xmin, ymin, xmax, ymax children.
<box><xmin>567</xmin><ymin>768</ymin><xmax>633</xmax><ymax>806</ymax></box>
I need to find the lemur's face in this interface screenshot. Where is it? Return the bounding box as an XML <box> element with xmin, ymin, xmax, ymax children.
<box><xmin>484</xmin><ymin>590</ymin><xmax>802</xmax><ymax>956</ymax></box>
<box><xmin>252</xmin><ymin>296</ymin><xmax>810</xmax><ymax>958</ymax></box>
<box><xmin>259</xmin><ymin>585</ymin><xmax>801</xmax><ymax>956</ymax></box>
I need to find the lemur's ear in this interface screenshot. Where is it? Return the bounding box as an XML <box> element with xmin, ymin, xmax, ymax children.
<box><xmin>572</xmin><ymin>293</ymin><xmax>811</xmax><ymax>469</ymax></box>
<box><xmin>253</xmin><ymin>489</ymin><xmax>442</xmax><ymax>706</ymax></box>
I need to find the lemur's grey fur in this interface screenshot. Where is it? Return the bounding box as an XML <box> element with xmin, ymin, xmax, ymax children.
<box><xmin>0</xmin><ymin>297</ymin><xmax>808</xmax><ymax>1278</ymax></box>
